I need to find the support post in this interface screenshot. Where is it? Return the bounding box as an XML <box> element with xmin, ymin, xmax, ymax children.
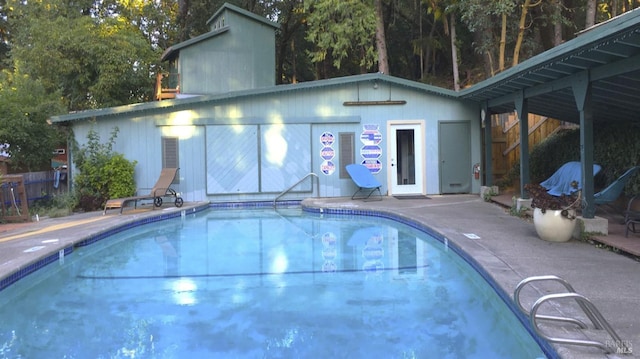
<box><xmin>515</xmin><ymin>92</ymin><xmax>530</xmax><ymax>199</ymax></box>
<box><xmin>573</xmin><ymin>71</ymin><xmax>596</xmax><ymax>219</ymax></box>
<box><xmin>482</xmin><ymin>104</ymin><xmax>493</xmax><ymax>186</ymax></box>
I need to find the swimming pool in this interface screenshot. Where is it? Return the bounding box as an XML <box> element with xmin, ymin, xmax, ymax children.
<box><xmin>0</xmin><ymin>208</ymin><xmax>549</xmax><ymax>358</ymax></box>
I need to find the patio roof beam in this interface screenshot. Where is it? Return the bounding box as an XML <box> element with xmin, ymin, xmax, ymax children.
<box><xmin>590</xmin><ymin>54</ymin><xmax>640</xmax><ymax>80</ymax></box>
<box><xmin>489</xmin><ymin>53</ymin><xmax>640</xmax><ymax>109</ymax></box>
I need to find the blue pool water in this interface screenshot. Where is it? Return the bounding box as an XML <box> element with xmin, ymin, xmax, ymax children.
<box><xmin>0</xmin><ymin>208</ymin><xmax>548</xmax><ymax>358</ymax></box>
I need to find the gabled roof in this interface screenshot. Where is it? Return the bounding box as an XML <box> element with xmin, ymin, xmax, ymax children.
<box><xmin>161</xmin><ymin>3</ymin><xmax>279</xmax><ymax>62</ymax></box>
<box><xmin>459</xmin><ymin>8</ymin><xmax>640</xmax><ymax>124</ymax></box>
<box><xmin>160</xmin><ymin>27</ymin><xmax>229</xmax><ymax>62</ymax></box>
<box><xmin>206</xmin><ymin>3</ymin><xmax>280</xmax><ymax>30</ymax></box>
<box><xmin>49</xmin><ymin>73</ymin><xmax>458</xmax><ymax>123</ymax></box>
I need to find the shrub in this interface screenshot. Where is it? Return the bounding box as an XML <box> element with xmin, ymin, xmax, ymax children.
<box><xmin>72</xmin><ymin>127</ymin><xmax>137</xmax><ymax>211</ymax></box>
<box><xmin>499</xmin><ymin>121</ymin><xmax>640</xmax><ymax>195</ymax></box>
<box><xmin>30</xmin><ymin>192</ymin><xmax>77</xmax><ymax>218</ymax></box>
<box><xmin>104</xmin><ymin>154</ymin><xmax>136</xmax><ymax>199</ymax></box>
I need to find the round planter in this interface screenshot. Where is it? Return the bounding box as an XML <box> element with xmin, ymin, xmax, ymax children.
<box><xmin>532</xmin><ymin>208</ymin><xmax>577</xmax><ymax>242</ymax></box>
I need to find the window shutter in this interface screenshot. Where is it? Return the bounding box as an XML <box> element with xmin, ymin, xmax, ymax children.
<box><xmin>339</xmin><ymin>132</ymin><xmax>355</xmax><ymax>179</ymax></box>
<box><xmin>162</xmin><ymin>137</ymin><xmax>179</xmax><ymax>184</ymax></box>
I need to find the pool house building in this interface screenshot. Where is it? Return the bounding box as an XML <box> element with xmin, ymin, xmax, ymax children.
<box><xmin>51</xmin><ymin>3</ymin><xmax>640</xmax><ymax>221</ymax></box>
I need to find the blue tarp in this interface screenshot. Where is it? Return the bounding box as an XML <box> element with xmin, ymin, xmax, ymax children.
<box><xmin>540</xmin><ymin>161</ymin><xmax>601</xmax><ymax>196</ymax></box>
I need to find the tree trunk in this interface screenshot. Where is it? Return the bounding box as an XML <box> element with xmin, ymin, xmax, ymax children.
<box><xmin>291</xmin><ymin>39</ymin><xmax>297</xmax><ymax>83</ymax></box>
<box><xmin>499</xmin><ymin>13</ymin><xmax>506</xmax><ymax>72</ymax></box>
<box><xmin>585</xmin><ymin>0</ymin><xmax>596</xmax><ymax>29</ymax></box>
<box><xmin>423</xmin><ymin>15</ymin><xmax>437</xmax><ymax>80</ymax></box>
<box><xmin>450</xmin><ymin>14</ymin><xmax>460</xmax><ymax>91</ymax></box>
<box><xmin>553</xmin><ymin>0</ymin><xmax>563</xmax><ymax>46</ymax></box>
<box><xmin>375</xmin><ymin>0</ymin><xmax>389</xmax><ymax>74</ymax></box>
<box><xmin>177</xmin><ymin>0</ymin><xmax>190</xmax><ymax>42</ymax></box>
<box><xmin>274</xmin><ymin>2</ymin><xmax>304</xmax><ymax>84</ymax></box>
<box><xmin>418</xmin><ymin>0</ymin><xmax>423</xmax><ymax>80</ymax></box>
<box><xmin>512</xmin><ymin>0</ymin><xmax>531</xmax><ymax>67</ymax></box>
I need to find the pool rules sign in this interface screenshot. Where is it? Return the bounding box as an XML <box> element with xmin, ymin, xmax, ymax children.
<box><xmin>360</xmin><ymin>124</ymin><xmax>382</xmax><ymax>173</ymax></box>
<box><xmin>320</xmin><ymin>132</ymin><xmax>335</xmax><ymax>175</ymax></box>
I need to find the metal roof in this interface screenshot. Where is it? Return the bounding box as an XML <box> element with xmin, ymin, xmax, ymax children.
<box><xmin>458</xmin><ymin>8</ymin><xmax>640</xmax><ymax>124</ymax></box>
<box><xmin>162</xmin><ymin>3</ymin><xmax>279</xmax><ymax>62</ymax></box>
<box><xmin>206</xmin><ymin>3</ymin><xmax>280</xmax><ymax>30</ymax></box>
<box><xmin>160</xmin><ymin>27</ymin><xmax>229</xmax><ymax>62</ymax></box>
<box><xmin>49</xmin><ymin>73</ymin><xmax>458</xmax><ymax>123</ymax></box>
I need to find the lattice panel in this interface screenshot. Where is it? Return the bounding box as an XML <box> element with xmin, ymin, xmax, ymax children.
<box><xmin>206</xmin><ymin>125</ymin><xmax>259</xmax><ymax>194</ymax></box>
<box><xmin>260</xmin><ymin>124</ymin><xmax>312</xmax><ymax>192</ymax></box>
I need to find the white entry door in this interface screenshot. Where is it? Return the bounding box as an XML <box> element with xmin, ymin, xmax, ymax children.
<box><xmin>387</xmin><ymin>121</ymin><xmax>425</xmax><ymax>195</ymax></box>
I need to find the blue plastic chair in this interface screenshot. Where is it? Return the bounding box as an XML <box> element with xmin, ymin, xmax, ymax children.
<box><xmin>346</xmin><ymin>164</ymin><xmax>383</xmax><ymax>200</ymax></box>
<box><xmin>594</xmin><ymin>166</ymin><xmax>640</xmax><ymax>205</ymax></box>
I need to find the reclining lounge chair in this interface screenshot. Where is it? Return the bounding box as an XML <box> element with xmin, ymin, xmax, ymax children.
<box><xmin>346</xmin><ymin>164</ymin><xmax>383</xmax><ymax>201</ymax></box>
<box><xmin>593</xmin><ymin>166</ymin><xmax>640</xmax><ymax>205</ymax></box>
<box><xmin>103</xmin><ymin>168</ymin><xmax>184</xmax><ymax>214</ymax></box>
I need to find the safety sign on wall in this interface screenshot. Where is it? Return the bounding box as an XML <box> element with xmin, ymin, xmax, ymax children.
<box><xmin>319</xmin><ymin>131</ymin><xmax>335</xmax><ymax>175</ymax></box>
<box><xmin>360</xmin><ymin>124</ymin><xmax>382</xmax><ymax>174</ymax></box>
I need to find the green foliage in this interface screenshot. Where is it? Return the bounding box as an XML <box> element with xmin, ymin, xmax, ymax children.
<box><xmin>104</xmin><ymin>154</ymin><xmax>137</xmax><ymax>199</ymax></box>
<box><xmin>495</xmin><ymin>159</ymin><xmax>521</xmax><ymax>189</ymax></box>
<box><xmin>509</xmin><ymin>196</ymin><xmax>527</xmax><ymax>217</ymax></box>
<box><xmin>501</xmin><ymin>121</ymin><xmax>640</xmax><ymax>197</ymax></box>
<box><xmin>1</xmin><ymin>0</ymin><xmax>636</xmax><ymax>92</ymax></box>
<box><xmin>304</xmin><ymin>0</ymin><xmax>378</xmax><ymax>70</ymax></box>
<box><xmin>528</xmin><ymin>122</ymin><xmax>640</xmax><ymax>194</ymax></box>
<box><xmin>0</xmin><ymin>70</ymin><xmax>66</xmax><ymax>170</ymax></box>
<box><xmin>458</xmin><ymin>0</ymin><xmax>514</xmax><ymax>54</ymax></box>
<box><xmin>73</xmin><ymin>127</ymin><xmax>137</xmax><ymax>211</ymax></box>
<box><xmin>8</xmin><ymin>2</ymin><xmax>161</xmax><ymax>111</ymax></box>
<box><xmin>30</xmin><ymin>192</ymin><xmax>77</xmax><ymax>218</ymax></box>
<box><xmin>482</xmin><ymin>186</ymin><xmax>498</xmax><ymax>201</ymax></box>
<box><xmin>528</xmin><ymin>129</ymin><xmax>581</xmax><ymax>183</ymax></box>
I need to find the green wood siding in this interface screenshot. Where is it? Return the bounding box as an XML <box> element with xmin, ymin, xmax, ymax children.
<box><xmin>64</xmin><ymin>79</ymin><xmax>479</xmax><ymax>203</ymax></box>
<box><xmin>179</xmin><ymin>9</ymin><xmax>275</xmax><ymax>95</ymax></box>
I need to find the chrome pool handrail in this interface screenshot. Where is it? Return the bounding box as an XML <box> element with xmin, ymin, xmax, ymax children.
<box><xmin>514</xmin><ymin>275</ymin><xmax>631</xmax><ymax>354</ymax></box>
<box><xmin>273</xmin><ymin>172</ymin><xmax>319</xmax><ymax>207</ymax></box>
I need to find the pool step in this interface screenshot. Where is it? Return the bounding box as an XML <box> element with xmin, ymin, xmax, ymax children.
<box><xmin>513</xmin><ymin>275</ymin><xmax>632</xmax><ymax>355</ymax></box>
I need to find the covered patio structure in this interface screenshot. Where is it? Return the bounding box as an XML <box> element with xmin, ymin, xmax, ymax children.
<box><xmin>460</xmin><ymin>9</ymin><xmax>640</xmax><ymax>222</ymax></box>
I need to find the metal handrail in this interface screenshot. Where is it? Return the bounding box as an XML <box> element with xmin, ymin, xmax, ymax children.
<box><xmin>530</xmin><ymin>293</ymin><xmax>629</xmax><ymax>354</ymax></box>
<box><xmin>273</xmin><ymin>173</ymin><xmax>319</xmax><ymax>207</ymax></box>
<box><xmin>514</xmin><ymin>275</ymin><xmax>631</xmax><ymax>354</ymax></box>
<box><xmin>514</xmin><ymin>275</ymin><xmax>598</xmax><ymax>327</ymax></box>
<box><xmin>272</xmin><ymin>210</ymin><xmax>320</xmax><ymax>239</ymax></box>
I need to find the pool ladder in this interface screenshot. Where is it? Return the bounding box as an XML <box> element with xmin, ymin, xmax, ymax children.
<box><xmin>273</xmin><ymin>173</ymin><xmax>319</xmax><ymax>207</ymax></box>
<box><xmin>514</xmin><ymin>275</ymin><xmax>632</xmax><ymax>354</ymax></box>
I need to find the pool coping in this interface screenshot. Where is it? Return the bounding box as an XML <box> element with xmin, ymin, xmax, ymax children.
<box><xmin>0</xmin><ymin>203</ymin><xmax>211</xmax><ymax>292</ymax></box>
<box><xmin>2</xmin><ymin>196</ymin><xmax>637</xmax><ymax>358</ymax></box>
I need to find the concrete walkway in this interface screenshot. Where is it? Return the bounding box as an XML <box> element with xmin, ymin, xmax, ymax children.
<box><xmin>1</xmin><ymin>196</ymin><xmax>638</xmax><ymax>358</ymax></box>
<box><xmin>491</xmin><ymin>191</ymin><xmax>640</xmax><ymax>258</ymax></box>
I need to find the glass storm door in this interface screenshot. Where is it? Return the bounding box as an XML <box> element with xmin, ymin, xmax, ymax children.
<box><xmin>388</xmin><ymin>122</ymin><xmax>424</xmax><ymax>195</ymax></box>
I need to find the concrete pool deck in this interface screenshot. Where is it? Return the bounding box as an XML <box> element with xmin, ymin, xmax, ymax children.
<box><xmin>0</xmin><ymin>195</ymin><xmax>638</xmax><ymax>358</ymax></box>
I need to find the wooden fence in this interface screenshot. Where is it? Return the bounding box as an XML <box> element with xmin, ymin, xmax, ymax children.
<box><xmin>1</xmin><ymin>170</ymin><xmax>69</xmax><ymax>220</ymax></box>
<box><xmin>489</xmin><ymin>112</ymin><xmax>576</xmax><ymax>187</ymax></box>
